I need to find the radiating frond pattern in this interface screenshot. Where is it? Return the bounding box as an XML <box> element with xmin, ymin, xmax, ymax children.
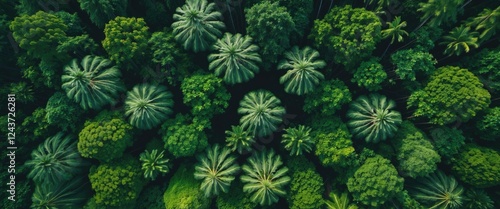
<box><xmin>238</xmin><ymin>90</ymin><xmax>286</xmax><ymax>137</ymax></box>
<box><xmin>139</xmin><ymin>149</ymin><xmax>171</xmax><ymax>180</ymax></box>
<box><xmin>281</xmin><ymin>125</ymin><xmax>314</xmax><ymax>156</ymax></box>
<box><xmin>347</xmin><ymin>94</ymin><xmax>402</xmax><ymax>143</ymax></box>
<box><xmin>125</xmin><ymin>84</ymin><xmax>174</xmax><ymax>130</ymax></box>
<box><xmin>209</xmin><ymin>33</ymin><xmax>261</xmax><ymax>84</ymax></box>
<box><xmin>441</xmin><ymin>26</ymin><xmax>479</xmax><ymax>56</ymax></box>
<box><xmin>410</xmin><ymin>171</ymin><xmax>464</xmax><ymax>209</ymax></box>
<box><xmin>225</xmin><ymin>125</ymin><xmax>255</xmax><ymax>154</ymax></box>
<box><xmin>194</xmin><ymin>144</ymin><xmax>240</xmax><ymax>197</ymax></box>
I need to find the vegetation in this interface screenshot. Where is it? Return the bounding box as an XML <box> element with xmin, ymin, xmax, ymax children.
<box><xmin>410</xmin><ymin>171</ymin><xmax>464</xmax><ymax>209</ymax></box>
<box><xmin>451</xmin><ymin>144</ymin><xmax>500</xmax><ymax>188</ymax></box>
<box><xmin>238</xmin><ymin>90</ymin><xmax>285</xmax><ymax>137</ymax></box>
<box><xmin>163</xmin><ymin>164</ymin><xmax>210</xmax><ymax>209</ymax></box>
<box><xmin>139</xmin><ymin>149</ymin><xmax>171</xmax><ymax>180</ymax></box>
<box><xmin>225</xmin><ymin>125</ymin><xmax>255</xmax><ymax>154</ymax></box>
<box><xmin>278</xmin><ymin>46</ymin><xmax>325</xmax><ymax>95</ymax></box>
<box><xmin>124</xmin><ymin>84</ymin><xmax>173</xmax><ymax>130</ymax></box>
<box><xmin>281</xmin><ymin>125</ymin><xmax>314</xmax><ymax>156</ymax></box>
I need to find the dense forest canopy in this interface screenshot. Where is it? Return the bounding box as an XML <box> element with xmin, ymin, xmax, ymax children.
<box><xmin>1</xmin><ymin>0</ymin><xmax>499</xmax><ymax>208</ymax></box>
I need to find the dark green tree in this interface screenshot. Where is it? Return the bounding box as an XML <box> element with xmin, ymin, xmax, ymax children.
<box><xmin>351</xmin><ymin>58</ymin><xmax>387</xmax><ymax>91</ymax></box>
<box><xmin>429</xmin><ymin>127</ymin><xmax>465</xmax><ymax>159</ymax></box>
<box><xmin>382</xmin><ymin>16</ymin><xmax>409</xmax><ymax>44</ymax></box>
<box><xmin>216</xmin><ymin>181</ymin><xmax>257</xmax><ymax>209</ymax></box>
<box><xmin>410</xmin><ymin>171</ymin><xmax>464</xmax><ymax>209</ymax></box>
<box><xmin>225</xmin><ymin>125</ymin><xmax>255</xmax><ymax>154</ymax></box>
<box><xmin>31</xmin><ymin>178</ymin><xmax>89</xmax><ymax>209</ymax></box>
<box><xmin>440</xmin><ymin>26</ymin><xmax>479</xmax><ymax>56</ymax></box>
<box><xmin>452</xmin><ymin>144</ymin><xmax>500</xmax><ymax>188</ymax></box>
<box><xmin>396</xmin><ymin>132</ymin><xmax>441</xmax><ymax>178</ymax></box>
<box><xmin>476</xmin><ymin>107</ymin><xmax>500</xmax><ymax>141</ymax></box>
<box><xmin>324</xmin><ymin>191</ymin><xmax>358</xmax><ymax>209</ymax></box>
<box><xmin>417</xmin><ymin>0</ymin><xmax>464</xmax><ymax>28</ymax></box>
<box><xmin>282</xmin><ymin>125</ymin><xmax>314</xmax><ymax>156</ymax></box>
<box><xmin>102</xmin><ymin>17</ymin><xmax>149</xmax><ymax>65</ymax></box>
<box><xmin>391</xmin><ymin>49</ymin><xmax>436</xmax><ymax>81</ymax></box>
<box><xmin>466</xmin><ymin>6</ymin><xmax>500</xmax><ymax>42</ymax></box>
<box><xmin>314</xmin><ymin>120</ymin><xmax>358</xmax><ymax>169</ymax></box>
<box><xmin>163</xmin><ymin>164</ymin><xmax>211</xmax><ymax>209</ymax></box>
<box><xmin>286</xmin><ymin>156</ymin><xmax>325</xmax><ymax>209</ymax></box>
<box><xmin>139</xmin><ymin>149</ymin><xmax>171</xmax><ymax>180</ymax></box>
<box><xmin>77</xmin><ymin>0</ymin><xmax>128</xmax><ymax>28</ymax></box>
<box><xmin>181</xmin><ymin>73</ymin><xmax>231</xmax><ymax>119</ymax></box>
<box><xmin>303</xmin><ymin>79</ymin><xmax>352</xmax><ymax>116</ymax></box>
<box><xmin>462</xmin><ymin>189</ymin><xmax>494</xmax><ymax>209</ymax></box>
<box><xmin>45</xmin><ymin>92</ymin><xmax>84</xmax><ymax>132</ymax></box>
<box><xmin>159</xmin><ymin>114</ymin><xmax>209</xmax><ymax>158</ymax></box>
<box><xmin>238</xmin><ymin>90</ymin><xmax>286</xmax><ymax>137</ymax></box>
<box><xmin>125</xmin><ymin>84</ymin><xmax>174</xmax><ymax>130</ymax></box>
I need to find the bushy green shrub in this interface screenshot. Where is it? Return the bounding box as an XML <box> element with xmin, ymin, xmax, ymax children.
<box><xmin>397</xmin><ymin>132</ymin><xmax>441</xmax><ymax>178</ymax></box>
<box><xmin>286</xmin><ymin>156</ymin><xmax>324</xmax><ymax>209</ymax></box>
<box><xmin>159</xmin><ymin>114</ymin><xmax>209</xmax><ymax>158</ymax></box>
<box><xmin>163</xmin><ymin>164</ymin><xmax>210</xmax><ymax>209</ymax></box>
<box><xmin>452</xmin><ymin>144</ymin><xmax>500</xmax><ymax>188</ymax></box>
<box><xmin>216</xmin><ymin>181</ymin><xmax>256</xmax><ymax>209</ymax></box>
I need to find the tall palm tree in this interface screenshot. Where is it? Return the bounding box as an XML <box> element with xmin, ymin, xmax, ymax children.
<box><xmin>61</xmin><ymin>55</ymin><xmax>124</xmax><ymax>110</ymax></box>
<box><xmin>31</xmin><ymin>177</ymin><xmax>89</xmax><ymax>209</ymax></box>
<box><xmin>281</xmin><ymin>125</ymin><xmax>314</xmax><ymax>156</ymax></box>
<box><xmin>208</xmin><ymin>33</ymin><xmax>262</xmax><ymax>84</ymax></box>
<box><xmin>325</xmin><ymin>192</ymin><xmax>358</xmax><ymax>209</ymax></box>
<box><xmin>238</xmin><ymin>90</ymin><xmax>286</xmax><ymax>137</ymax></box>
<box><xmin>347</xmin><ymin>94</ymin><xmax>402</xmax><ymax>143</ymax></box>
<box><xmin>172</xmin><ymin>0</ymin><xmax>225</xmax><ymax>52</ymax></box>
<box><xmin>382</xmin><ymin>16</ymin><xmax>408</xmax><ymax>44</ymax></box>
<box><xmin>440</xmin><ymin>26</ymin><xmax>479</xmax><ymax>56</ymax></box>
<box><xmin>25</xmin><ymin>133</ymin><xmax>87</xmax><ymax>185</ymax></box>
<box><xmin>278</xmin><ymin>46</ymin><xmax>326</xmax><ymax>95</ymax></box>
<box><xmin>124</xmin><ymin>84</ymin><xmax>174</xmax><ymax>130</ymax></box>
<box><xmin>241</xmin><ymin>149</ymin><xmax>290</xmax><ymax>206</ymax></box>
<box><xmin>139</xmin><ymin>149</ymin><xmax>171</xmax><ymax>180</ymax></box>
<box><xmin>225</xmin><ymin>125</ymin><xmax>255</xmax><ymax>154</ymax></box>
<box><xmin>410</xmin><ymin>171</ymin><xmax>464</xmax><ymax>209</ymax></box>
<box><xmin>417</xmin><ymin>0</ymin><xmax>464</xmax><ymax>29</ymax></box>
<box><xmin>194</xmin><ymin>144</ymin><xmax>241</xmax><ymax>197</ymax></box>
<box><xmin>467</xmin><ymin>6</ymin><xmax>500</xmax><ymax>42</ymax></box>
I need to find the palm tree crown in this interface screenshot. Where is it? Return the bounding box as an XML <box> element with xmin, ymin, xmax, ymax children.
<box><xmin>418</xmin><ymin>0</ymin><xmax>464</xmax><ymax>27</ymax></box>
<box><xmin>61</xmin><ymin>55</ymin><xmax>124</xmax><ymax>110</ymax></box>
<box><xmin>382</xmin><ymin>16</ymin><xmax>409</xmax><ymax>44</ymax></box>
<box><xmin>31</xmin><ymin>177</ymin><xmax>88</xmax><ymax>208</ymax></box>
<box><xmin>241</xmin><ymin>149</ymin><xmax>291</xmax><ymax>206</ymax></box>
<box><xmin>467</xmin><ymin>6</ymin><xmax>500</xmax><ymax>42</ymax></box>
<box><xmin>441</xmin><ymin>26</ymin><xmax>479</xmax><ymax>56</ymax></box>
<box><xmin>411</xmin><ymin>171</ymin><xmax>464</xmax><ymax>209</ymax></box>
<box><xmin>125</xmin><ymin>84</ymin><xmax>174</xmax><ymax>130</ymax></box>
<box><xmin>139</xmin><ymin>149</ymin><xmax>171</xmax><ymax>180</ymax></box>
<box><xmin>25</xmin><ymin>133</ymin><xmax>86</xmax><ymax>185</ymax></box>
<box><xmin>172</xmin><ymin>0</ymin><xmax>225</xmax><ymax>52</ymax></box>
<box><xmin>278</xmin><ymin>46</ymin><xmax>326</xmax><ymax>95</ymax></box>
<box><xmin>238</xmin><ymin>90</ymin><xmax>286</xmax><ymax>137</ymax></box>
<box><xmin>194</xmin><ymin>144</ymin><xmax>241</xmax><ymax>197</ymax></box>
<box><xmin>347</xmin><ymin>94</ymin><xmax>402</xmax><ymax>143</ymax></box>
<box><xmin>209</xmin><ymin>33</ymin><xmax>262</xmax><ymax>84</ymax></box>
<box><xmin>281</xmin><ymin>125</ymin><xmax>314</xmax><ymax>156</ymax></box>
<box><xmin>225</xmin><ymin>125</ymin><xmax>255</xmax><ymax>154</ymax></box>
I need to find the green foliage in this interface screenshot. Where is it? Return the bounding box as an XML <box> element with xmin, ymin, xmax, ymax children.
<box><xmin>476</xmin><ymin>107</ymin><xmax>500</xmax><ymax>141</ymax></box>
<box><xmin>31</xmin><ymin>178</ymin><xmax>89</xmax><ymax>209</ymax></box>
<box><xmin>25</xmin><ymin>133</ymin><xmax>86</xmax><ymax>185</ymax></box>
<box><xmin>139</xmin><ymin>149</ymin><xmax>171</xmax><ymax>180</ymax></box>
<box><xmin>57</xmin><ymin>34</ymin><xmax>99</xmax><ymax>58</ymax></box>
<box><xmin>310</xmin><ymin>5</ymin><xmax>381</xmax><ymax>69</ymax></box>
<box><xmin>77</xmin><ymin>112</ymin><xmax>134</xmax><ymax>162</ymax></box>
<box><xmin>382</xmin><ymin>16</ymin><xmax>409</xmax><ymax>44</ymax></box>
<box><xmin>325</xmin><ymin>192</ymin><xmax>358</xmax><ymax>209</ymax></box>
<box><xmin>216</xmin><ymin>181</ymin><xmax>257</xmax><ymax>209</ymax></box>
<box><xmin>347</xmin><ymin>155</ymin><xmax>404</xmax><ymax>207</ymax></box>
<box><xmin>225</xmin><ymin>125</ymin><xmax>255</xmax><ymax>154</ymax></box>
<box><xmin>163</xmin><ymin>164</ymin><xmax>211</xmax><ymax>209</ymax></box>
<box><xmin>286</xmin><ymin>156</ymin><xmax>324</xmax><ymax>209</ymax></box>
<box><xmin>194</xmin><ymin>144</ymin><xmax>240</xmax><ymax>197</ymax></box>
<box><xmin>7</xmin><ymin>82</ymin><xmax>34</xmax><ymax>104</ymax></box>
<box><xmin>245</xmin><ymin>1</ymin><xmax>295</xmax><ymax>66</ymax></box>
<box><xmin>396</xmin><ymin>190</ymin><xmax>425</xmax><ymax>209</ymax></box>
<box><xmin>148</xmin><ymin>29</ymin><xmax>193</xmax><ymax>86</ymax></box>
<box><xmin>181</xmin><ymin>73</ymin><xmax>231</xmax><ymax>119</ymax></box>
<box><xmin>282</xmin><ymin>125</ymin><xmax>314</xmax><ymax>156</ymax></box>
<box><xmin>352</xmin><ymin>58</ymin><xmax>387</xmax><ymax>91</ymax></box>
<box><xmin>2</xmin><ymin>181</ymin><xmax>31</xmax><ymax>209</ymax></box>
<box><xmin>77</xmin><ymin>0</ymin><xmax>128</xmax><ymax>28</ymax></box>
<box><xmin>135</xmin><ymin>184</ymin><xmax>166</xmax><ymax>209</ymax></box>
<box><xmin>409</xmin><ymin>26</ymin><xmax>443</xmax><ymax>51</ymax></box>
<box><xmin>54</xmin><ymin>11</ymin><xmax>84</xmax><ymax>36</ymax></box>
<box><xmin>125</xmin><ymin>84</ymin><xmax>174</xmax><ymax>130</ymax></box>
<box><xmin>408</xmin><ymin>66</ymin><xmax>490</xmax><ymax>125</ymax></box>
<box><xmin>19</xmin><ymin>108</ymin><xmax>55</xmax><ymax>143</ymax></box>
<box><xmin>238</xmin><ymin>90</ymin><xmax>285</xmax><ymax>137</ymax></box>
<box><xmin>347</xmin><ymin>94</ymin><xmax>402</xmax><ymax>143</ymax></box>
<box><xmin>241</xmin><ymin>149</ymin><xmax>291</xmax><ymax>206</ymax></box>
<box><xmin>391</xmin><ymin>49</ymin><xmax>436</xmax><ymax>81</ymax></box>
<box><xmin>209</xmin><ymin>33</ymin><xmax>261</xmax><ymax>84</ymax></box>
<box><xmin>410</xmin><ymin>171</ymin><xmax>464</xmax><ymax>209</ymax></box>
<box><xmin>418</xmin><ymin>0</ymin><xmax>463</xmax><ymax>27</ymax></box>
<box><xmin>89</xmin><ymin>156</ymin><xmax>144</xmax><ymax>207</ymax></box>
<box><xmin>62</xmin><ymin>55</ymin><xmax>125</xmax><ymax>110</ymax></box>
<box><xmin>440</xmin><ymin>26</ymin><xmax>479</xmax><ymax>56</ymax></box>
<box><xmin>102</xmin><ymin>17</ymin><xmax>149</xmax><ymax>65</ymax></box>
<box><xmin>303</xmin><ymin>79</ymin><xmax>352</xmax><ymax>116</ymax></box>
<box><xmin>452</xmin><ymin>144</ymin><xmax>500</xmax><ymax>188</ymax></box>
<box><xmin>45</xmin><ymin>92</ymin><xmax>84</xmax><ymax>132</ymax></box>
<box><xmin>172</xmin><ymin>0</ymin><xmax>225</xmax><ymax>52</ymax></box>
<box><xmin>9</xmin><ymin>11</ymin><xmax>67</xmax><ymax>59</ymax></box>
<box><xmin>159</xmin><ymin>114</ymin><xmax>209</xmax><ymax>158</ymax></box>
<box><xmin>314</xmin><ymin>118</ymin><xmax>358</xmax><ymax>168</ymax></box>
<box><xmin>278</xmin><ymin>46</ymin><xmax>326</xmax><ymax>95</ymax></box>
<box><xmin>462</xmin><ymin>189</ymin><xmax>494</xmax><ymax>209</ymax></box>
<box><xmin>466</xmin><ymin>6</ymin><xmax>500</xmax><ymax>42</ymax></box>
<box><xmin>429</xmin><ymin>127</ymin><xmax>465</xmax><ymax>159</ymax></box>
<box><xmin>397</xmin><ymin>132</ymin><xmax>441</xmax><ymax>178</ymax></box>
<box><xmin>277</xmin><ymin>0</ymin><xmax>313</xmax><ymax>42</ymax></box>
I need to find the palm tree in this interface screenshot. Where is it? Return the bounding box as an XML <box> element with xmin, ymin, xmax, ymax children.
<box><xmin>410</xmin><ymin>171</ymin><xmax>464</xmax><ymax>209</ymax></box>
<box><xmin>31</xmin><ymin>177</ymin><xmax>89</xmax><ymax>209</ymax></box>
<box><xmin>61</xmin><ymin>55</ymin><xmax>124</xmax><ymax>110</ymax></box>
<box><xmin>462</xmin><ymin>189</ymin><xmax>494</xmax><ymax>209</ymax></box>
<box><xmin>139</xmin><ymin>149</ymin><xmax>171</xmax><ymax>180</ymax></box>
<box><xmin>25</xmin><ymin>133</ymin><xmax>86</xmax><ymax>185</ymax></box>
<box><xmin>225</xmin><ymin>125</ymin><xmax>255</xmax><ymax>154</ymax></box>
<box><xmin>278</xmin><ymin>46</ymin><xmax>326</xmax><ymax>95</ymax></box>
<box><xmin>194</xmin><ymin>144</ymin><xmax>241</xmax><ymax>197</ymax></box>
<box><xmin>440</xmin><ymin>26</ymin><xmax>479</xmax><ymax>56</ymax></box>
<box><xmin>238</xmin><ymin>90</ymin><xmax>286</xmax><ymax>137</ymax></box>
<box><xmin>240</xmin><ymin>149</ymin><xmax>290</xmax><ymax>206</ymax></box>
<box><xmin>417</xmin><ymin>0</ymin><xmax>463</xmax><ymax>29</ymax></box>
<box><xmin>325</xmin><ymin>192</ymin><xmax>358</xmax><ymax>209</ymax></box>
<box><xmin>172</xmin><ymin>0</ymin><xmax>225</xmax><ymax>52</ymax></box>
<box><xmin>208</xmin><ymin>33</ymin><xmax>262</xmax><ymax>84</ymax></box>
<box><xmin>466</xmin><ymin>6</ymin><xmax>500</xmax><ymax>42</ymax></box>
<box><xmin>347</xmin><ymin>94</ymin><xmax>402</xmax><ymax>143</ymax></box>
<box><xmin>124</xmin><ymin>84</ymin><xmax>174</xmax><ymax>130</ymax></box>
<box><xmin>281</xmin><ymin>125</ymin><xmax>314</xmax><ymax>156</ymax></box>
<box><xmin>382</xmin><ymin>16</ymin><xmax>408</xmax><ymax>44</ymax></box>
